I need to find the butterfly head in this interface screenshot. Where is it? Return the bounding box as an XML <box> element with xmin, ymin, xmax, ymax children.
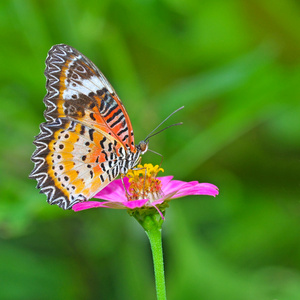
<box><xmin>137</xmin><ymin>140</ymin><xmax>149</xmax><ymax>154</ymax></box>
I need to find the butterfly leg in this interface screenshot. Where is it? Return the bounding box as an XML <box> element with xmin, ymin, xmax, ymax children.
<box><xmin>132</xmin><ymin>165</ymin><xmax>147</xmax><ymax>199</ymax></box>
<box><xmin>147</xmin><ymin>148</ymin><xmax>164</xmax><ymax>169</ymax></box>
<box><xmin>121</xmin><ymin>174</ymin><xmax>131</xmax><ymax>200</ymax></box>
<box><xmin>143</xmin><ymin>167</ymin><xmax>148</xmax><ymax>199</ymax></box>
<box><xmin>157</xmin><ymin>152</ymin><xmax>164</xmax><ymax>169</ymax></box>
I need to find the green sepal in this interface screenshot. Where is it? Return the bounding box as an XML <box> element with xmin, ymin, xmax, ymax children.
<box><xmin>127</xmin><ymin>202</ymin><xmax>169</xmax><ymax>231</ymax></box>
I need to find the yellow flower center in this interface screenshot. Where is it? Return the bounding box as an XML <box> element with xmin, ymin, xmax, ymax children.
<box><xmin>126</xmin><ymin>164</ymin><xmax>164</xmax><ymax>202</ymax></box>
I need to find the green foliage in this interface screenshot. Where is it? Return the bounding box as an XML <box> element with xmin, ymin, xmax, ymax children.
<box><xmin>1</xmin><ymin>0</ymin><xmax>300</xmax><ymax>299</ymax></box>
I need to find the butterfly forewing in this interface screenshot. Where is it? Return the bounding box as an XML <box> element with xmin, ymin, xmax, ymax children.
<box><xmin>43</xmin><ymin>44</ymin><xmax>135</xmax><ymax>150</ymax></box>
<box><xmin>30</xmin><ymin>44</ymin><xmax>138</xmax><ymax>209</ymax></box>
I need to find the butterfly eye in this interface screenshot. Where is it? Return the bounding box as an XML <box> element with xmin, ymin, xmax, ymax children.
<box><xmin>138</xmin><ymin>141</ymin><xmax>148</xmax><ymax>154</ymax></box>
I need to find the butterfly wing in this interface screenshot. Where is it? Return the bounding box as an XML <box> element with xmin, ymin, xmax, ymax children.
<box><xmin>30</xmin><ymin>44</ymin><xmax>136</xmax><ymax>209</ymax></box>
<box><xmin>44</xmin><ymin>44</ymin><xmax>135</xmax><ymax>151</ymax></box>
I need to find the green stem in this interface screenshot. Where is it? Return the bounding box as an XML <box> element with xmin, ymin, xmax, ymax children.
<box><xmin>145</xmin><ymin>227</ymin><xmax>167</xmax><ymax>300</ymax></box>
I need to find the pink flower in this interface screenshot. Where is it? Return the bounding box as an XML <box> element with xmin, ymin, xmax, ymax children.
<box><xmin>72</xmin><ymin>164</ymin><xmax>219</xmax><ymax>215</ymax></box>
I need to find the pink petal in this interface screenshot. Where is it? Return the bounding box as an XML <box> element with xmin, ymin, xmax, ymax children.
<box><xmin>122</xmin><ymin>199</ymin><xmax>149</xmax><ymax>209</ymax></box>
<box><xmin>97</xmin><ymin>199</ymin><xmax>149</xmax><ymax>209</ymax></box>
<box><xmin>161</xmin><ymin>179</ymin><xmax>192</xmax><ymax>194</ymax></box>
<box><xmin>72</xmin><ymin>198</ymin><xmax>150</xmax><ymax>212</ymax></box>
<box><xmin>93</xmin><ymin>178</ymin><xmax>130</xmax><ymax>202</ymax></box>
<box><xmin>162</xmin><ymin>179</ymin><xmax>219</xmax><ymax>199</ymax></box>
<box><xmin>72</xmin><ymin>201</ymin><xmax>110</xmax><ymax>211</ymax></box>
<box><xmin>158</xmin><ymin>176</ymin><xmax>174</xmax><ymax>186</ymax></box>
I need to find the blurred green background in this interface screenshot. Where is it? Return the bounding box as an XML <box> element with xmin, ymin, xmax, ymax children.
<box><xmin>1</xmin><ymin>0</ymin><xmax>300</xmax><ymax>299</ymax></box>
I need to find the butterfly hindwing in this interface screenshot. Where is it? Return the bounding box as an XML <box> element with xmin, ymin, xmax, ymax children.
<box><xmin>31</xmin><ymin>118</ymin><xmax>125</xmax><ymax>209</ymax></box>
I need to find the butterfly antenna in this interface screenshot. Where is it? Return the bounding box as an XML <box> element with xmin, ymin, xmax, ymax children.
<box><xmin>145</xmin><ymin>122</ymin><xmax>183</xmax><ymax>141</ymax></box>
<box><xmin>144</xmin><ymin>106</ymin><xmax>184</xmax><ymax>141</ymax></box>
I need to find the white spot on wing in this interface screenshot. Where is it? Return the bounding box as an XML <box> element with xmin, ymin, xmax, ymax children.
<box><xmin>63</xmin><ymin>88</ymin><xmax>79</xmax><ymax>99</ymax></box>
<box><xmin>82</xmin><ymin>76</ymin><xmax>114</xmax><ymax>93</ymax></box>
<box><xmin>63</xmin><ymin>75</ymin><xmax>114</xmax><ymax>100</ymax></box>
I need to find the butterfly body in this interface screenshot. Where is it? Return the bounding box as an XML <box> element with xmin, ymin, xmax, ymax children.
<box><xmin>30</xmin><ymin>44</ymin><xmax>147</xmax><ymax>209</ymax></box>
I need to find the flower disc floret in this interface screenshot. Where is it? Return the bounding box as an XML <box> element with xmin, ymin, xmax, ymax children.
<box><xmin>127</xmin><ymin>164</ymin><xmax>164</xmax><ymax>202</ymax></box>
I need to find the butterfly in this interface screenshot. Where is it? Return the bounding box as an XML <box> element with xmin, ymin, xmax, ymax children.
<box><xmin>30</xmin><ymin>44</ymin><xmax>150</xmax><ymax>209</ymax></box>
